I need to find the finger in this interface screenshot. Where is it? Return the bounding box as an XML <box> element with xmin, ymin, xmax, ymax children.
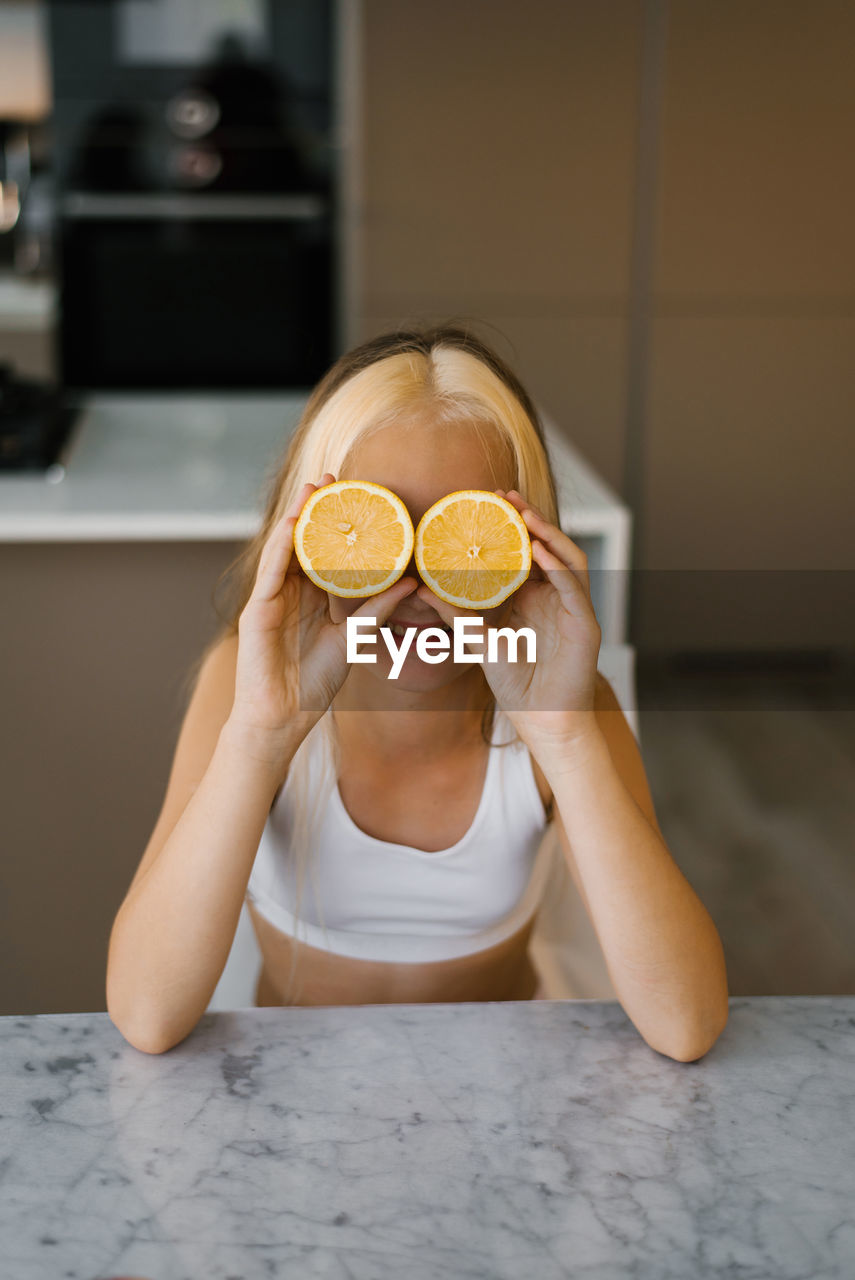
<box><xmin>349</xmin><ymin>576</ymin><xmax>419</xmax><ymax>625</ymax></box>
<box><xmin>281</xmin><ymin>475</ymin><xmax>338</xmax><ymax>579</ymax></box>
<box><xmin>257</xmin><ymin>473</ymin><xmax>334</xmax><ymax>594</ymax></box>
<box><xmin>530</xmin><ymin>539</ymin><xmax>595</xmax><ymax>620</ymax></box>
<box><xmin>285</xmin><ymin>474</ymin><xmax>335</xmax><ymax>522</ymax></box>
<box><xmin>251</xmin><ymin>512</ymin><xmax>299</xmax><ymax>602</ymax></box>
<box><xmin>526</xmin><ymin>557</ymin><xmax>547</xmax><ymax>583</ymax></box>
<box><xmin>503</xmin><ymin>492</ymin><xmax>589</xmax><ymax>581</ymax></box>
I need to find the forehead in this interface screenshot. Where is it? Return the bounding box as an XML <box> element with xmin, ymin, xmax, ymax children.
<box><xmin>342</xmin><ymin>415</ymin><xmax>515</xmax><ymax>492</ymax></box>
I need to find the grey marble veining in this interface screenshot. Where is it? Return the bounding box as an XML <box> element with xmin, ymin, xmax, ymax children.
<box><xmin>1</xmin><ymin>997</ymin><xmax>853</xmax><ymax>1280</ymax></box>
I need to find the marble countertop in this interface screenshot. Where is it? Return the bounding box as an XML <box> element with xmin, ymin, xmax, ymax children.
<box><xmin>2</xmin><ymin>996</ymin><xmax>853</xmax><ymax>1279</ymax></box>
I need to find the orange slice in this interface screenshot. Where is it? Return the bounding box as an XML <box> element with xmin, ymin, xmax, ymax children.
<box><xmin>293</xmin><ymin>479</ymin><xmax>415</xmax><ymax>598</ymax></box>
<box><xmin>414</xmin><ymin>489</ymin><xmax>532</xmax><ymax>609</ymax></box>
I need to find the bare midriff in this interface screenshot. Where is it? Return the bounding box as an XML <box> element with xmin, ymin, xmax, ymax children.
<box><xmin>248</xmin><ymin>898</ymin><xmax>540</xmax><ymax>1006</ymax></box>
<box><xmin>246</xmin><ymin>710</ymin><xmax>552</xmax><ymax>1008</ymax></box>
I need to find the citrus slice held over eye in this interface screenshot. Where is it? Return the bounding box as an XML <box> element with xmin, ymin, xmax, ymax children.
<box><xmin>293</xmin><ymin>479</ymin><xmax>415</xmax><ymax>598</ymax></box>
<box><xmin>415</xmin><ymin>489</ymin><xmax>532</xmax><ymax>609</ymax></box>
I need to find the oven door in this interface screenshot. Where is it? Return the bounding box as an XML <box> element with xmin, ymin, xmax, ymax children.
<box><xmin>58</xmin><ymin>194</ymin><xmax>334</xmax><ymax>390</ymax></box>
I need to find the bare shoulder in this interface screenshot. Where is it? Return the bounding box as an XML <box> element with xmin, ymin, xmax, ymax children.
<box><xmin>169</xmin><ymin>627</ymin><xmax>241</xmax><ymax>795</ymax></box>
<box><xmin>183</xmin><ymin>628</ymin><xmax>240</xmax><ymax>728</ymax></box>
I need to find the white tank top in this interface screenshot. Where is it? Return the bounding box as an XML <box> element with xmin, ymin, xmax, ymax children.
<box><xmin>245</xmin><ymin>705</ymin><xmax>554</xmax><ymax>963</ymax></box>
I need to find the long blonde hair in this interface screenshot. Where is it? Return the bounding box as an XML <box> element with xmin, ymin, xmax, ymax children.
<box><xmin>188</xmin><ymin>322</ymin><xmax>561</xmax><ymax>1002</ymax></box>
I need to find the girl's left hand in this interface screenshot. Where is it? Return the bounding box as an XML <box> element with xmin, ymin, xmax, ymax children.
<box><xmin>415</xmin><ymin>489</ymin><xmax>602</xmax><ymax>754</ymax></box>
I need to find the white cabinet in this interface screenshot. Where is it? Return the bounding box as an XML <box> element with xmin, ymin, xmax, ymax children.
<box><xmin>541</xmin><ymin>409</ymin><xmax>632</xmax><ymax>647</ymax></box>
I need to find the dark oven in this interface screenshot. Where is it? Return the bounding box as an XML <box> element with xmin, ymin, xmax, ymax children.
<box><xmin>48</xmin><ymin>0</ymin><xmax>337</xmax><ymax>391</ymax></box>
<box><xmin>59</xmin><ymin>194</ymin><xmax>334</xmax><ymax>389</ymax></box>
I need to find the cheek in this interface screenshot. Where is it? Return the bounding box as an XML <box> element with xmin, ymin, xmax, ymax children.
<box><xmin>327</xmin><ymin>596</ymin><xmax>361</xmax><ymax>625</ymax></box>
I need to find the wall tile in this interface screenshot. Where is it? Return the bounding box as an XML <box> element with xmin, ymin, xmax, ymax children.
<box><xmin>656</xmin><ymin>0</ymin><xmax>855</xmax><ymax>300</ymax></box>
<box><xmin>645</xmin><ymin>316</ymin><xmax>855</xmax><ymax>571</ymax></box>
<box><xmin>361</xmin><ymin>0</ymin><xmax>642</xmax><ymax>305</ymax></box>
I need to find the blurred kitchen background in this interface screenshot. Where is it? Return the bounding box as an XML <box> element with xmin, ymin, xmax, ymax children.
<box><xmin>1</xmin><ymin>0</ymin><xmax>853</xmax><ymax>1015</ymax></box>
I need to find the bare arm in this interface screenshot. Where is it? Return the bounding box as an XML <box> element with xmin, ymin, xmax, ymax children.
<box><xmin>107</xmin><ymin>477</ymin><xmax>421</xmax><ymax>1055</ymax></box>
<box><xmin>542</xmin><ymin>681</ymin><xmax>729</xmax><ymax>1064</ymax></box>
<box><xmin>461</xmin><ymin>490</ymin><xmax>728</xmax><ymax>1064</ymax></box>
<box><xmin>106</xmin><ymin>639</ymin><xmax>312</xmax><ymax>1055</ymax></box>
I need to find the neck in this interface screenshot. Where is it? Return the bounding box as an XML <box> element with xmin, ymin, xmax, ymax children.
<box><xmin>332</xmin><ymin>667</ymin><xmax>494</xmax><ymax>761</ymax></box>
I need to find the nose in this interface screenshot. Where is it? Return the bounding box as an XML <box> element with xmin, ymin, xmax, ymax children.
<box><xmin>403</xmin><ymin>547</ymin><xmax>420</xmax><ymax>584</ymax></box>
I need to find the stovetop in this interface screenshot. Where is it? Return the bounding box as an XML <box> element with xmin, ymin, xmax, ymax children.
<box><xmin>0</xmin><ymin>371</ymin><xmax>80</xmax><ymax>472</ymax></box>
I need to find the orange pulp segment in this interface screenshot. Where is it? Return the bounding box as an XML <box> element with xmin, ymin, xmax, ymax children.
<box><xmin>293</xmin><ymin>479</ymin><xmax>415</xmax><ymax>597</ymax></box>
<box><xmin>414</xmin><ymin>489</ymin><xmax>531</xmax><ymax>609</ymax></box>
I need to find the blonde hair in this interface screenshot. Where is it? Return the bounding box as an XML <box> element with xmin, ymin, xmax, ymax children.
<box><xmin>187</xmin><ymin>321</ymin><xmax>561</xmax><ymax>1003</ymax></box>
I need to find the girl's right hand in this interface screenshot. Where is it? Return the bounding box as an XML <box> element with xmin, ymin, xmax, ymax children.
<box><xmin>228</xmin><ymin>474</ymin><xmax>418</xmax><ymax>745</ymax></box>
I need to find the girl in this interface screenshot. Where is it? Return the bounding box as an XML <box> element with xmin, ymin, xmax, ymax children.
<box><xmin>106</xmin><ymin>324</ymin><xmax>729</xmax><ymax>1060</ymax></box>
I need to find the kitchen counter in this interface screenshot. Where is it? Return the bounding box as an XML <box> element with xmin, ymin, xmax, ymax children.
<box><xmin>0</xmin><ymin>394</ymin><xmax>310</xmax><ymax>541</ymax></box>
<box><xmin>2</xmin><ymin>996</ymin><xmax>853</xmax><ymax>1279</ymax></box>
<box><xmin>0</xmin><ymin>273</ymin><xmax>56</xmax><ymax>332</ymax></box>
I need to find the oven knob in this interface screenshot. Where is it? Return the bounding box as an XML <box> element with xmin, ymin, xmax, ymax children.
<box><xmin>167</xmin><ymin>144</ymin><xmax>223</xmax><ymax>187</ymax></box>
<box><xmin>165</xmin><ymin>89</ymin><xmax>221</xmax><ymax>140</ymax></box>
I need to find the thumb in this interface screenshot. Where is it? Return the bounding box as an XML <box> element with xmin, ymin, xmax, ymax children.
<box><xmin>349</xmin><ymin>576</ymin><xmax>419</xmax><ymax>626</ymax></box>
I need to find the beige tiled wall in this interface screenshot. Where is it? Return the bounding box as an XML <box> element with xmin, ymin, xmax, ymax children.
<box><xmin>356</xmin><ymin>0</ymin><xmax>855</xmax><ymax>651</ymax></box>
<box><xmin>357</xmin><ymin>0</ymin><xmax>643</xmax><ymax>495</ymax></box>
<box><xmin>638</xmin><ymin>0</ymin><xmax>855</xmax><ymax>646</ymax></box>
<box><xmin>645</xmin><ymin>317</ymin><xmax>854</xmax><ymax>572</ymax></box>
<box><xmin>655</xmin><ymin>0</ymin><xmax>855</xmax><ymax>300</ymax></box>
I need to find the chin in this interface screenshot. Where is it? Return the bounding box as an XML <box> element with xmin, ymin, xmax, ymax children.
<box><xmin>373</xmin><ymin>653</ymin><xmax>471</xmax><ymax>693</ymax></box>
